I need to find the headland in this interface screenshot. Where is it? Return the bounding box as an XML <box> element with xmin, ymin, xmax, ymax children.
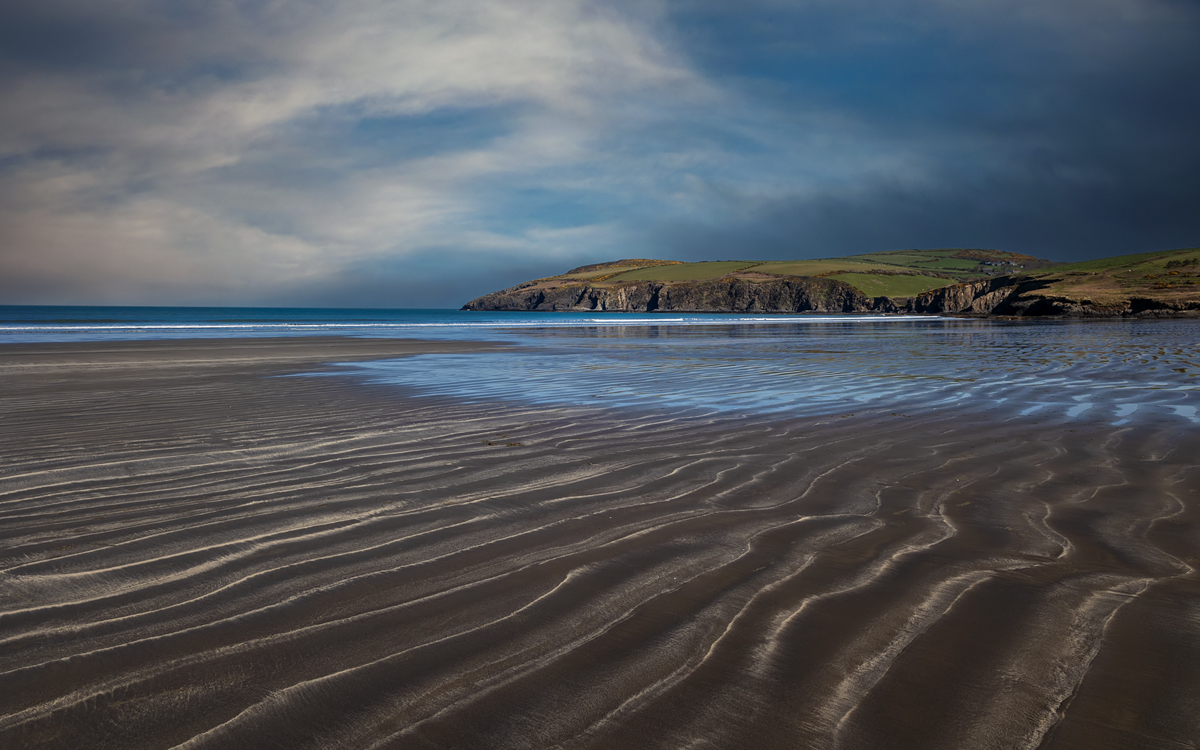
<box><xmin>462</xmin><ymin>247</ymin><xmax>1200</xmax><ymax>317</ymax></box>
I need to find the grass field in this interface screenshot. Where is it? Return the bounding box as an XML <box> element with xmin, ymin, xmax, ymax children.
<box><xmin>603</xmin><ymin>258</ymin><xmax>949</xmax><ymax>282</ymax></box>
<box><xmin>607</xmin><ymin>261</ymin><xmax>761</xmax><ymax>281</ymax></box>
<box><xmin>496</xmin><ymin>246</ymin><xmax>1200</xmax><ymax>307</ymax></box>
<box><xmin>844</xmin><ymin>251</ymin><xmax>938</xmax><ymax>266</ymax></box>
<box><xmin>830</xmin><ymin>250</ymin><xmax>991</xmax><ymax>275</ymax></box>
<box><xmin>572</xmin><ymin>249</ymin><xmax>1035</xmax><ymax>285</ymax></box>
<box><xmin>1027</xmin><ymin>247</ymin><xmax>1200</xmax><ymax>302</ymax></box>
<box><xmin>915</xmin><ymin>258</ymin><xmax>983</xmax><ymax>270</ymax></box>
<box><xmin>742</xmin><ymin>260</ymin><xmax>897</xmax><ymax>276</ymax></box>
<box><xmin>506</xmin><ymin>247</ymin><xmax>1200</xmax><ymax>308</ymax></box>
<box><xmin>573</xmin><ymin>250</ymin><xmax>1016</xmax><ymax>291</ymax></box>
<box><xmin>827</xmin><ymin>273</ymin><xmax>956</xmax><ymax>297</ymax></box>
<box><xmin>552</xmin><ymin>266</ymin><xmax>644</xmax><ymax>280</ymax></box>
<box><xmin>1040</xmin><ymin>248</ymin><xmax>1198</xmax><ymax>275</ymax></box>
<box><xmin>591</xmin><ymin>257</ymin><xmax>961</xmax><ymax>297</ymax></box>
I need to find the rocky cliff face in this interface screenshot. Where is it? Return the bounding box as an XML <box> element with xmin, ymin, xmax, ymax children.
<box><xmin>911</xmin><ymin>276</ymin><xmax>1200</xmax><ymax>317</ymax></box>
<box><xmin>463</xmin><ymin>275</ymin><xmax>1200</xmax><ymax>317</ymax></box>
<box><xmin>462</xmin><ymin>277</ymin><xmax>878</xmax><ymax>313</ymax></box>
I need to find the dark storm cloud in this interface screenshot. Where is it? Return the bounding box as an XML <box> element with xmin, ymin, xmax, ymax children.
<box><xmin>0</xmin><ymin>0</ymin><xmax>1197</xmax><ymax>306</ymax></box>
<box><xmin>651</xmin><ymin>0</ymin><xmax>1200</xmax><ymax>261</ymax></box>
<box><xmin>655</xmin><ymin>166</ymin><xmax>1200</xmax><ymax>262</ymax></box>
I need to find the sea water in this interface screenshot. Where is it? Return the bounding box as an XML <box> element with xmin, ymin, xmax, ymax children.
<box><xmin>3</xmin><ymin>306</ymin><xmax>1197</xmax><ymax>424</ymax></box>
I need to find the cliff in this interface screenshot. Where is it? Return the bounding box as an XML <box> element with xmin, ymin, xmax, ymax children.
<box><xmin>462</xmin><ymin>277</ymin><xmax>880</xmax><ymax>313</ymax></box>
<box><xmin>462</xmin><ymin>248</ymin><xmax>1200</xmax><ymax>317</ymax></box>
<box><xmin>464</xmin><ymin>274</ymin><xmax>1200</xmax><ymax>317</ymax></box>
<box><xmin>911</xmin><ymin>276</ymin><xmax>1200</xmax><ymax>317</ymax></box>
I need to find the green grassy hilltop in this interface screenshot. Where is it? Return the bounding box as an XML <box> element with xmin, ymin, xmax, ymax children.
<box><xmin>466</xmin><ymin>246</ymin><xmax>1200</xmax><ymax>315</ymax></box>
<box><xmin>1019</xmin><ymin>249</ymin><xmax>1200</xmax><ymax>306</ymax></box>
<box><xmin>535</xmin><ymin>248</ymin><xmax>1051</xmax><ymax>298</ymax></box>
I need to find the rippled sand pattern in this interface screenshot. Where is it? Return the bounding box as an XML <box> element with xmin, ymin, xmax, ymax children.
<box><xmin>339</xmin><ymin>319</ymin><xmax>1200</xmax><ymax>425</ymax></box>
<box><xmin>1</xmin><ymin>338</ymin><xmax>1199</xmax><ymax>749</ymax></box>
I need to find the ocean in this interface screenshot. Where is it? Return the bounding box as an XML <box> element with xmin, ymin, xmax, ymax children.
<box><xmin>2</xmin><ymin>305</ymin><xmax>1197</xmax><ymax>425</ymax></box>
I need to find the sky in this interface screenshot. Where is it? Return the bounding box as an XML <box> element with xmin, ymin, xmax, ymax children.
<box><xmin>2</xmin><ymin>0</ymin><xmax>1199</xmax><ymax>308</ymax></box>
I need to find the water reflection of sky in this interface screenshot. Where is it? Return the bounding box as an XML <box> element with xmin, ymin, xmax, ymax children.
<box><xmin>4</xmin><ymin>306</ymin><xmax>1196</xmax><ymax>425</ymax></box>
<box><xmin>327</xmin><ymin>319</ymin><xmax>1200</xmax><ymax>426</ymax></box>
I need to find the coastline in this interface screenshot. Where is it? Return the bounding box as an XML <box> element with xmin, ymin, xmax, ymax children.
<box><xmin>461</xmin><ymin>275</ymin><xmax>1200</xmax><ymax>319</ymax></box>
<box><xmin>459</xmin><ymin>306</ymin><xmax>1200</xmax><ymax>320</ymax></box>
<box><xmin>2</xmin><ymin>336</ymin><xmax>1198</xmax><ymax>749</ymax></box>
<box><xmin>0</xmin><ymin>336</ymin><xmax>511</xmax><ymax>371</ymax></box>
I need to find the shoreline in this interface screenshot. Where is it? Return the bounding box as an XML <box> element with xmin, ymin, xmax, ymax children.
<box><xmin>0</xmin><ymin>335</ymin><xmax>510</xmax><ymax>370</ymax></box>
<box><xmin>459</xmin><ymin>307</ymin><xmax>1200</xmax><ymax>319</ymax></box>
<box><xmin>1</xmin><ymin>337</ymin><xmax>1198</xmax><ymax>749</ymax></box>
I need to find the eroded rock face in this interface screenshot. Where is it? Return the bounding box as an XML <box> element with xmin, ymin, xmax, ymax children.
<box><xmin>909</xmin><ymin>277</ymin><xmax>1037</xmax><ymax>314</ymax></box>
<box><xmin>463</xmin><ymin>275</ymin><xmax>1200</xmax><ymax>317</ymax></box>
<box><xmin>912</xmin><ymin>276</ymin><xmax>1200</xmax><ymax>317</ymax></box>
<box><xmin>462</xmin><ymin>277</ymin><xmax>876</xmax><ymax>313</ymax></box>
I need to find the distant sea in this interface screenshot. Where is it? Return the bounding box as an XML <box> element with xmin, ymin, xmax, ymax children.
<box><xmin>3</xmin><ymin>305</ymin><xmax>1198</xmax><ymax>425</ymax></box>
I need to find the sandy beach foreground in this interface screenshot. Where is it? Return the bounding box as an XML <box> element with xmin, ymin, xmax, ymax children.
<box><xmin>1</xmin><ymin>337</ymin><xmax>1198</xmax><ymax>749</ymax></box>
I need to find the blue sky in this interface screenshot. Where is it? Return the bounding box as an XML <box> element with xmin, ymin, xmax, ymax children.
<box><xmin>2</xmin><ymin>0</ymin><xmax>1198</xmax><ymax>307</ymax></box>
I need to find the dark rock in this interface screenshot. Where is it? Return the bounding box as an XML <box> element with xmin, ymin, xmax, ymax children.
<box><xmin>463</xmin><ymin>274</ymin><xmax>1200</xmax><ymax>318</ymax></box>
<box><xmin>463</xmin><ymin>277</ymin><xmax>877</xmax><ymax>313</ymax></box>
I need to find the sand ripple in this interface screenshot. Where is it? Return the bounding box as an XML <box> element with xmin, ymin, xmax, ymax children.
<box><xmin>1</xmin><ymin>341</ymin><xmax>1198</xmax><ymax>749</ymax></box>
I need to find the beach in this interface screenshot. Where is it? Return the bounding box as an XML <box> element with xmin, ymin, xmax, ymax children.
<box><xmin>2</xmin><ymin>335</ymin><xmax>1198</xmax><ymax>749</ymax></box>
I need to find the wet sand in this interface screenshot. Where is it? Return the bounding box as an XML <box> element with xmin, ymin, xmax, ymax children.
<box><xmin>1</xmin><ymin>337</ymin><xmax>1198</xmax><ymax>749</ymax></box>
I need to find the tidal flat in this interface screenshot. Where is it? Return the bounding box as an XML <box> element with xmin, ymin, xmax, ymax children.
<box><xmin>1</xmin><ymin>331</ymin><xmax>1198</xmax><ymax>749</ymax></box>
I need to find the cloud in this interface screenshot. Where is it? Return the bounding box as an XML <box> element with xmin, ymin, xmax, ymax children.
<box><xmin>0</xmin><ymin>0</ymin><xmax>709</xmax><ymax>305</ymax></box>
<box><xmin>645</xmin><ymin>0</ymin><xmax>1200</xmax><ymax>259</ymax></box>
<box><xmin>1</xmin><ymin>0</ymin><xmax>1198</xmax><ymax>306</ymax></box>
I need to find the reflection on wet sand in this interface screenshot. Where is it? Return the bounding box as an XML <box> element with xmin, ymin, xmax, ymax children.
<box><xmin>336</xmin><ymin>318</ymin><xmax>1200</xmax><ymax>426</ymax></box>
<box><xmin>1</xmin><ymin>337</ymin><xmax>1198</xmax><ymax>749</ymax></box>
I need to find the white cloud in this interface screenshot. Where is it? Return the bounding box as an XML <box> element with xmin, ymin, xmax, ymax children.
<box><xmin>2</xmin><ymin>0</ymin><xmax>1196</xmax><ymax>304</ymax></box>
<box><xmin>0</xmin><ymin>0</ymin><xmax>714</xmax><ymax>304</ymax></box>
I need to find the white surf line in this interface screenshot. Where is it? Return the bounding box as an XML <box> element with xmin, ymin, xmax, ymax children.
<box><xmin>0</xmin><ymin>315</ymin><xmax>943</xmax><ymax>333</ymax></box>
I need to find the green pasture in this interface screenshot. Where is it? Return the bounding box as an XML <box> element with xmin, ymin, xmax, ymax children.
<box><xmin>742</xmin><ymin>260</ymin><xmax>894</xmax><ymax>276</ymax></box>
<box><xmin>553</xmin><ymin>266</ymin><xmax>642</xmax><ymax>280</ymax></box>
<box><xmin>548</xmin><ymin>248</ymin><xmax>1084</xmax><ymax>288</ymax></box>
<box><xmin>841</xmin><ymin>251</ymin><xmax>939</xmax><ymax>267</ymax></box>
<box><xmin>1039</xmin><ymin>247</ymin><xmax>1200</xmax><ymax>275</ymax></box>
<box><xmin>595</xmin><ymin>249</ymin><xmax>1029</xmax><ymax>284</ymax></box>
<box><xmin>830</xmin><ymin>249</ymin><xmax>993</xmax><ymax>275</ymax></box>
<box><xmin>607</xmin><ymin>261</ymin><xmax>761</xmax><ymax>281</ymax></box>
<box><xmin>829</xmin><ymin>273</ymin><xmax>955</xmax><ymax>297</ymax></box>
<box><xmin>1023</xmin><ymin>247</ymin><xmax>1200</xmax><ymax>301</ymax></box>
<box><xmin>917</xmin><ymin>258</ymin><xmax>985</xmax><ymax>270</ymax></box>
